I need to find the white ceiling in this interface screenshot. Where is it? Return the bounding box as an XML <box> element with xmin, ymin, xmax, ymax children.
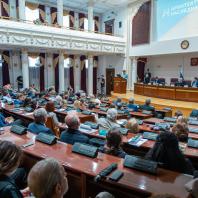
<box><xmin>40</xmin><ymin>0</ymin><xmax>138</xmax><ymax>14</ymax></box>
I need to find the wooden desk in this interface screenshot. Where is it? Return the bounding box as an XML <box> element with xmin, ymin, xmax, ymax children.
<box><xmin>113</xmin><ymin>77</ymin><xmax>127</xmax><ymax>94</ymax></box>
<box><xmin>134</xmin><ymin>83</ymin><xmax>198</xmax><ymax>102</ymax></box>
<box><xmin>0</xmin><ymin>127</ymin><xmax>192</xmax><ymax>198</ymax></box>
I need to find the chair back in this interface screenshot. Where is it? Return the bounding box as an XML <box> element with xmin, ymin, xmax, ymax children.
<box><xmin>45</xmin><ymin>116</ymin><xmax>60</xmax><ymax>137</ymax></box>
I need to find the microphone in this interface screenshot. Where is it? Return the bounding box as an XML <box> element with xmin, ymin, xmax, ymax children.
<box><xmin>94</xmin><ymin>163</ymin><xmax>117</xmax><ymax>182</ymax></box>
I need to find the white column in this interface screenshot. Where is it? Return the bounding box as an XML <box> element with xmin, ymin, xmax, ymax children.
<box><xmin>18</xmin><ymin>0</ymin><xmax>26</xmax><ymax>20</ymax></box>
<box><xmin>46</xmin><ymin>53</ymin><xmax>54</xmax><ymax>88</ymax></box>
<box><xmin>57</xmin><ymin>0</ymin><xmax>63</xmax><ymax>26</ymax></box>
<box><xmin>74</xmin><ymin>56</ymin><xmax>81</xmax><ymax>92</ymax></box>
<box><xmin>74</xmin><ymin>12</ymin><xmax>79</xmax><ymax>29</ymax></box>
<box><xmin>59</xmin><ymin>51</ymin><xmax>65</xmax><ymax>93</ymax></box>
<box><xmin>9</xmin><ymin>0</ymin><xmax>17</xmax><ymax>19</ymax></box>
<box><xmin>45</xmin><ymin>6</ymin><xmax>51</xmax><ymax>24</ymax></box>
<box><xmin>88</xmin><ymin>55</ymin><xmax>93</xmax><ymax>95</ymax></box>
<box><xmin>88</xmin><ymin>0</ymin><xmax>94</xmax><ymax>32</ymax></box>
<box><xmin>21</xmin><ymin>49</ymin><xmax>29</xmax><ymax>89</ymax></box>
<box><xmin>125</xmin><ymin>57</ymin><xmax>132</xmax><ymax>90</ymax></box>
<box><xmin>131</xmin><ymin>57</ymin><xmax>138</xmax><ymax>90</ymax></box>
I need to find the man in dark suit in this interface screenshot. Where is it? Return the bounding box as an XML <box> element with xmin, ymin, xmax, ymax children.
<box><xmin>144</xmin><ymin>69</ymin><xmax>151</xmax><ymax>84</ymax></box>
<box><xmin>28</xmin><ymin>108</ymin><xmax>54</xmax><ymax>135</ymax></box>
<box><xmin>140</xmin><ymin>99</ymin><xmax>155</xmax><ymax>114</ymax></box>
<box><xmin>175</xmin><ymin>78</ymin><xmax>185</xmax><ymax>87</ymax></box>
<box><xmin>60</xmin><ymin>114</ymin><xmax>89</xmax><ymax>145</ymax></box>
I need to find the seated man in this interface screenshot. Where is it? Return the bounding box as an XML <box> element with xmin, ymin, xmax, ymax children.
<box><xmin>114</xmin><ymin>97</ymin><xmax>122</xmax><ymax>107</ymax></box>
<box><xmin>175</xmin><ymin>78</ymin><xmax>185</xmax><ymax>87</ymax></box>
<box><xmin>98</xmin><ymin>108</ymin><xmax>120</xmax><ymax>131</ymax></box>
<box><xmin>28</xmin><ymin>158</ymin><xmax>68</xmax><ymax>198</ymax></box>
<box><xmin>0</xmin><ymin>113</ymin><xmax>14</xmax><ymax>127</ymax></box>
<box><xmin>140</xmin><ymin>99</ymin><xmax>155</xmax><ymax>114</ymax></box>
<box><xmin>192</xmin><ymin>77</ymin><xmax>198</xmax><ymax>88</ymax></box>
<box><xmin>127</xmin><ymin>98</ymin><xmax>139</xmax><ymax>112</ymax></box>
<box><xmin>60</xmin><ymin>114</ymin><xmax>89</xmax><ymax>145</ymax></box>
<box><xmin>28</xmin><ymin>108</ymin><xmax>54</xmax><ymax>135</ymax></box>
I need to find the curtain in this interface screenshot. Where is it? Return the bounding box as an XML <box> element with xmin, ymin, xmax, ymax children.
<box><xmin>69</xmin><ymin>11</ymin><xmax>74</xmax><ymax>28</ymax></box>
<box><xmin>1</xmin><ymin>0</ymin><xmax>10</xmax><ymax>18</ymax></box>
<box><xmin>79</xmin><ymin>13</ymin><xmax>85</xmax><ymax>30</ymax></box>
<box><xmin>94</xmin><ymin>16</ymin><xmax>99</xmax><ymax>32</ymax></box>
<box><xmin>38</xmin><ymin>4</ymin><xmax>45</xmax><ymax>23</ymax></box>
<box><xmin>80</xmin><ymin>55</ymin><xmax>86</xmax><ymax>92</ymax></box>
<box><xmin>137</xmin><ymin>58</ymin><xmax>147</xmax><ymax>82</ymax></box>
<box><xmin>69</xmin><ymin>55</ymin><xmax>74</xmax><ymax>89</ymax></box>
<box><xmin>132</xmin><ymin>1</ymin><xmax>151</xmax><ymax>46</ymax></box>
<box><xmin>53</xmin><ymin>54</ymin><xmax>59</xmax><ymax>92</ymax></box>
<box><xmin>39</xmin><ymin>53</ymin><xmax>45</xmax><ymax>91</ymax></box>
<box><xmin>51</xmin><ymin>7</ymin><xmax>57</xmax><ymax>25</ymax></box>
<box><xmin>2</xmin><ymin>51</ymin><xmax>10</xmax><ymax>85</ymax></box>
<box><xmin>93</xmin><ymin>56</ymin><xmax>98</xmax><ymax>94</ymax></box>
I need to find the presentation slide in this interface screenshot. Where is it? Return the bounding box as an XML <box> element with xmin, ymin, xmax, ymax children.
<box><xmin>156</xmin><ymin>0</ymin><xmax>198</xmax><ymax>40</ymax></box>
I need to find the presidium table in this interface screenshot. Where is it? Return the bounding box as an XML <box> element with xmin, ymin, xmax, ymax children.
<box><xmin>134</xmin><ymin>83</ymin><xmax>198</xmax><ymax>102</ymax></box>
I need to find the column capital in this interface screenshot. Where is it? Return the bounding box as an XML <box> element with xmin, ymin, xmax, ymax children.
<box><xmin>88</xmin><ymin>0</ymin><xmax>94</xmax><ymax>7</ymax></box>
<box><xmin>21</xmin><ymin>48</ymin><xmax>28</xmax><ymax>54</ymax></box>
<box><xmin>88</xmin><ymin>54</ymin><xmax>94</xmax><ymax>59</ymax></box>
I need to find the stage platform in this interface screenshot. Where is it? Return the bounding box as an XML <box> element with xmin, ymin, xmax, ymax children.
<box><xmin>111</xmin><ymin>91</ymin><xmax>198</xmax><ymax>117</ymax></box>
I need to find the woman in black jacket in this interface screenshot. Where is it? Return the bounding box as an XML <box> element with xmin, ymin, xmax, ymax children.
<box><xmin>145</xmin><ymin>131</ymin><xmax>194</xmax><ymax>175</ymax></box>
<box><xmin>0</xmin><ymin>141</ymin><xmax>24</xmax><ymax>198</ymax></box>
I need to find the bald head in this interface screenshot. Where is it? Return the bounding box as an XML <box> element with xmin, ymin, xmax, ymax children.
<box><xmin>28</xmin><ymin>158</ymin><xmax>68</xmax><ymax>198</ymax></box>
<box><xmin>65</xmin><ymin>114</ymin><xmax>80</xmax><ymax>129</ymax></box>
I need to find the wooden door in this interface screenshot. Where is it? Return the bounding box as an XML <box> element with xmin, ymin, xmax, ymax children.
<box><xmin>105</xmin><ymin>19</ymin><xmax>114</xmax><ymax>35</ymax></box>
<box><xmin>106</xmin><ymin>68</ymin><xmax>115</xmax><ymax>96</ymax></box>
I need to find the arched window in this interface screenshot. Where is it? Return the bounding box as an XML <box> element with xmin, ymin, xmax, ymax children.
<box><xmin>28</xmin><ymin>57</ymin><xmax>40</xmax><ymax>67</ymax></box>
<box><xmin>84</xmin><ymin>18</ymin><xmax>88</xmax><ymax>31</ymax></box>
<box><xmin>25</xmin><ymin>6</ymin><xmax>39</xmax><ymax>22</ymax></box>
<box><xmin>63</xmin><ymin>15</ymin><xmax>70</xmax><ymax>28</ymax></box>
<box><xmin>28</xmin><ymin>56</ymin><xmax>40</xmax><ymax>90</ymax></box>
<box><xmin>85</xmin><ymin>59</ymin><xmax>88</xmax><ymax>68</ymax></box>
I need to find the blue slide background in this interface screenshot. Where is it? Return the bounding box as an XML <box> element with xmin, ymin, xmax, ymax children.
<box><xmin>156</xmin><ymin>0</ymin><xmax>198</xmax><ymax>40</ymax></box>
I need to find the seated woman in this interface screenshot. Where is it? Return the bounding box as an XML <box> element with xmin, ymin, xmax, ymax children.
<box><xmin>145</xmin><ymin>131</ymin><xmax>194</xmax><ymax>175</ymax></box>
<box><xmin>28</xmin><ymin>108</ymin><xmax>54</xmax><ymax>135</ymax></box>
<box><xmin>176</xmin><ymin>116</ymin><xmax>188</xmax><ymax>126</ymax></box>
<box><xmin>99</xmin><ymin>129</ymin><xmax>126</xmax><ymax>158</ymax></box>
<box><xmin>45</xmin><ymin>101</ymin><xmax>61</xmax><ymax>127</ymax></box>
<box><xmin>73</xmin><ymin>100</ymin><xmax>81</xmax><ymax>112</ymax></box>
<box><xmin>125</xmin><ymin>118</ymin><xmax>139</xmax><ymax>134</ymax></box>
<box><xmin>28</xmin><ymin>158</ymin><xmax>68</xmax><ymax>198</ymax></box>
<box><xmin>171</xmin><ymin>123</ymin><xmax>189</xmax><ymax>142</ymax></box>
<box><xmin>0</xmin><ymin>140</ymin><xmax>27</xmax><ymax>198</ymax></box>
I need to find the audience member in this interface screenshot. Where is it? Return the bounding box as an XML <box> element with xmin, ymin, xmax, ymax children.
<box><xmin>0</xmin><ymin>141</ymin><xmax>26</xmax><ymax>198</ymax></box>
<box><xmin>127</xmin><ymin>98</ymin><xmax>139</xmax><ymax>112</ymax></box>
<box><xmin>174</xmin><ymin>110</ymin><xmax>183</xmax><ymax>118</ymax></box>
<box><xmin>185</xmin><ymin>178</ymin><xmax>198</xmax><ymax>198</ymax></box>
<box><xmin>45</xmin><ymin>101</ymin><xmax>61</xmax><ymax>127</ymax></box>
<box><xmin>98</xmin><ymin>108</ymin><xmax>120</xmax><ymax>131</ymax></box>
<box><xmin>125</xmin><ymin>118</ymin><xmax>139</xmax><ymax>133</ymax></box>
<box><xmin>145</xmin><ymin>132</ymin><xmax>194</xmax><ymax>175</ymax></box>
<box><xmin>73</xmin><ymin>100</ymin><xmax>81</xmax><ymax>112</ymax></box>
<box><xmin>99</xmin><ymin>129</ymin><xmax>126</xmax><ymax>158</ymax></box>
<box><xmin>28</xmin><ymin>158</ymin><xmax>68</xmax><ymax>198</ymax></box>
<box><xmin>28</xmin><ymin>108</ymin><xmax>54</xmax><ymax>135</ymax></box>
<box><xmin>171</xmin><ymin>123</ymin><xmax>189</xmax><ymax>142</ymax></box>
<box><xmin>140</xmin><ymin>99</ymin><xmax>155</xmax><ymax>114</ymax></box>
<box><xmin>60</xmin><ymin>114</ymin><xmax>89</xmax><ymax>145</ymax></box>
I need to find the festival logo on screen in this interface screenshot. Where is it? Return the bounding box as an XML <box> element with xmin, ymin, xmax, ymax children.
<box><xmin>156</xmin><ymin>0</ymin><xmax>198</xmax><ymax>40</ymax></box>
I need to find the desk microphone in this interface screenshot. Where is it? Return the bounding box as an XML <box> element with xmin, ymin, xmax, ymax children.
<box><xmin>94</xmin><ymin>163</ymin><xmax>117</xmax><ymax>182</ymax></box>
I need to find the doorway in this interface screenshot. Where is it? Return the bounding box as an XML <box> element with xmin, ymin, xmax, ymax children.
<box><xmin>105</xmin><ymin>19</ymin><xmax>114</xmax><ymax>35</ymax></box>
<box><xmin>106</xmin><ymin>68</ymin><xmax>115</xmax><ymax>96</ymax></box>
